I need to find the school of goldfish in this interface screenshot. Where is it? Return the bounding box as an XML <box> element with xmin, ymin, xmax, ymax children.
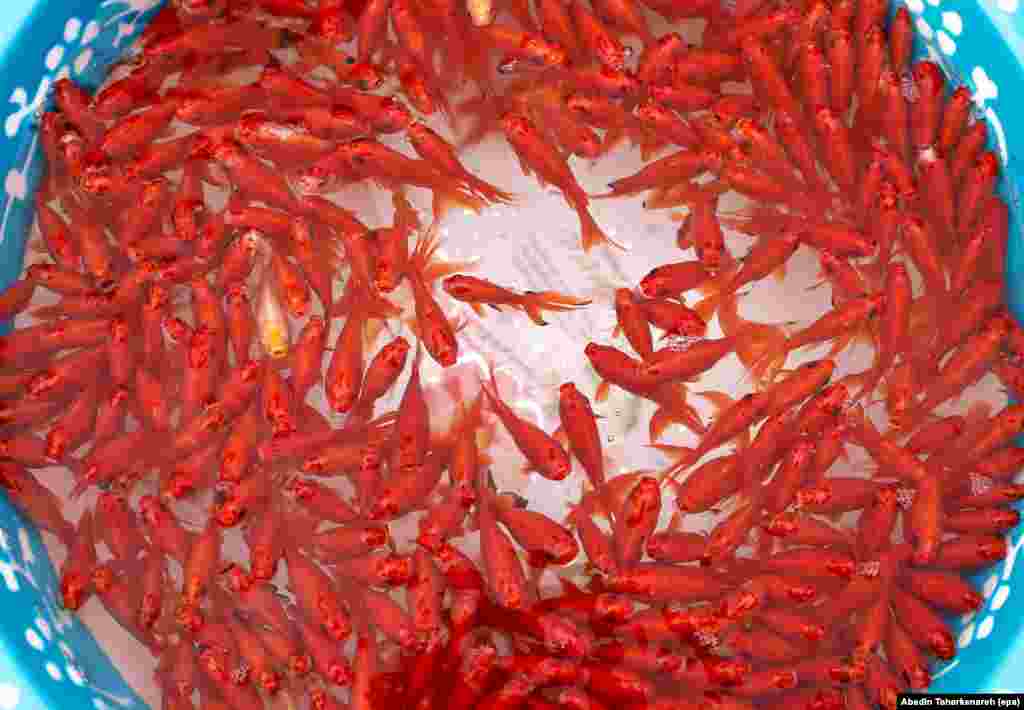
<box><xmin>0</xmin><ymin>0</ymin><xmax>1021</xmax><ymax>707</ymax></box>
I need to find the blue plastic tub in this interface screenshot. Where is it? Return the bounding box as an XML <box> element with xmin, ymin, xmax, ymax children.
<box><xmin>0</xmin><ymin>0</ymin><xmax>1022</xmax><ymax>706</ymax></box>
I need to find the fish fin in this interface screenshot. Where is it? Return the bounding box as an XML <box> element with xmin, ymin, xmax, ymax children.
<box><xmin>462</xmin><ymin>172</ymin><xmax>517</xmax><ymax>205</ymax></box>
<box><xmin>392</xmin><ymin>189</ymin><xmax>423</xmax><ymax>234</ymax></box>
<box><xmin>595</xmin><ymin>380</ymin><xmax>611</xmax><ymax>402</ymax></box>
<box><xmin>675</xmin><ymin>212</ymin><xmax>694</xmax><ymax>250</ymax></box>
<box><xmin>649</xmin><ymin>409</ymin><xmax>674</xmax><ymax>441</ymax></box>
<box><xmin>653</xmin><ymin>383</ymin><xmax>705</xmax><ymax>437</ymax></box>
<box><xmin>577</xmin><ymin>204</ymin><xmax>624</xmax><ymax>253</ymax></box>
<box><xmin>650</xmin><ymin>402</ymin><xmax>704</xmax><ymax>442</ymax></box>
<box><xmin>476</xmin><ymin>355</ymin><xmax>505</xmax><ymax>415</ymax></box>
<box><xmin>693</xmin><ymin>291</ymin><xmax>722</xmax><ymax>323</ymax></box>
<box><xmin>648</xmin><ymin>443</ymin><xmax>697</xmax><ymax>464</ymax></box>
<box><xmin>824</xmin><ymin>331</ymin><xmax>857</xmax><ymax>361</ymax></box>
<box><xmin>639</xmin><ymin>140</ymin><xmax>663</xmax><ymax>162</ymax></box>
<box><xmin>452</xmin><ymin>313</ymin><xmax>471</xmax><ymax>335</ymax></box>
<box><xmin>410</xmin><ymin>228</ymin><xmax>443</xmax><ymax>276</ymax></box>
<box><xmin>520</xmin><ymin>290</ymin><xmax>591</xmax><ymax>325</ymax></box>
<box><xmin>432</xmin><ymin>184</ymin><xmax>486</xmax><ymax>224</ymax></box>
<box><xmin>599</xmin><ymin>126</ymin><xmax>627</xmax><ymax>157</ymax></box>
<box><xmin>697</xmin><ymin>390</ymin><xmax>734</xmax><ymax>415</ymax></box>
<box><xmin>421</xmin><ymin>257</ymin><xmax>479</xmax><ymax>287</ymax></box>
<box><xmin>653</xmin><ymin>445</ymin><xmax>698</xmax><ymax>485</ymax></box>
<box><xmin>552</xmin><ymin>426</ymin><xmax>568</xmax><ymax>449</ymax></box>
<box><xmin>470</xmin><ymin>302</ymin><xmax>486</xmax><ymax>317</ymax></box>
<box><xmin>735</xmin><ymin>429</ymin><xmax>750</xmax><ymax>450</ymax></box>
<box><xmin>772</xmin><ymin>263</ymin><xmax>788</xmax><ymax>283</ymax></box>
<box><xmin>840</xmin><ymin>366</ymin><xmax>884</xmax><ymax>402</ymax></box>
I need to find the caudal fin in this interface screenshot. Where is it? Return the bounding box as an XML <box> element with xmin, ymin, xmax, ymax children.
<box><xmin>717</xmin><ymin>290</ymin><xmax>790</xmax><ymax>386</ymax></box>
<box><xmin>748</xmin><ymin>344</ymin><xmax>790</xmax><ymax>388</ymax></box>
<box><xmin>463</xmin><ymin>172</ymin><xmax>517</xmax><ymax>205</ymax></box>
<box><xmin>577</xmin><ymin>205</ymin><xmax>624</xmax><ymax>253</ymax></box>
<box><xmin>520</xmin><ymin>290</ymin><xmax>592</xmax><ymax>325</ymax></box>
<box><xmin>651</xmin><ymin>444</ymin><xmax>698</xmax><ymax>484</ymax></box>
<box><xmin>650</xmin><ymin>383</ymin><xmax>705</xmax><ymax>441</ymax></box>
<box><xmin>693</xmin><ymin>266</ymin><xmax>736</xmax><ymax>322</ymax></box>
<box><xmin>432</xmin><ymin>185</ymin><xmax>487</xmax><ymax>224</ymax></box>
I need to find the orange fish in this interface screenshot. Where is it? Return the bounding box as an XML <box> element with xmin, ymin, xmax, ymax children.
<box><xmin>584</xmin><ymin>343</ymin><xmax>704</xmax><ymax>440</ymax></box>
<box><xmin>328</xmin><ymin>138</ymin><xmax>485</xmax><ymax>223</ymax></box>
<box><xmin>750</xmin><ymin>293</ymin><xmax>885</xmax><ymax>384</ymax></box>
<box><xmin>614</xmin><ymin>289</ymin><xmax>654</xmax><ymax>360</ymax></box>
<box><xmin>407</xmin><ymin>233</ymin><xmax>465</xmax><ymax>368</ymax></box>
<box><xmin>570</xmin><ymin>0</ymin><xmax>627</xmax><ymax>71</ymax></box>
<box><xmin>444</xmin><ymin>274</ymin><xmax>590</xmax><ymax>326</ymax></box>
<box><xmin>479</xmin><ymin>365</ymin><xmax>572</xmax><ymax>481</ymax></box>
<box><xmin>326</xmin><ymin>290</ymin><xmax>368</xmax><ymax>414</ymax></box>
<box><xmin>406</xmin><ymin>122</ymin><xmax>515</xmax><ymax>205</ymax></box>
<box><xmin>390</xmin><ymin>345</ymin><xmax>430</xmax><ymax>475</ymax></box>
<box><xmin>659</xmin><ymin>391</ymin><xmax>770</xmax><ymax>482</ymax></box>
<box><xmin>558</xmin><ymin>382</ymin><xmax>605</xmax><ymax>491</ymax></box>
<box><xmin>502</xmin><ymin>112</ymin><xmax>619</xmax><ymax>252</ymax></box>
<box><xmin>695</xmin><ymin>228</ymin><xmax>800</xmax><ymax>321</ymax></box>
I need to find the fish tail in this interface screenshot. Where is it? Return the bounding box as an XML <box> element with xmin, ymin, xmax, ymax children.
<box><xmin>476</xmin><ymin>355</ymin><xmax>503</xmax><ymax>412</ymax></box>
<box><xmin>840</xmin><ymin>365</ymin><xmax>885</xmax><ymax>403</ymax></box>
<box><xmin>720</xmin><ymin>291</ymin><xmax>790</xmax><ymax>385</ymax></box>
<box><xmin>650</xmin><ymin>444</ymin><xmax>698</xmax><ymax>484</ymax></box>
<box><xmin>433</xmin><ymin>184</ymin><xmax>487</xmax><ymax>222</ymax></box>
<box><xmin>519</xmin><ymin>290</ymin><xmax>592</xmax><ymax>325</ymax></box>
<box><xmin>409</xmin><ymin>227</ymin><xmax>443</xmax><ymax>276</ymax></box>
<box><xmin>693</xmin><ymin>291</ymin><xmax>723</xmax><ymax>324</ymax></box>
<box><xmin>640</xmin><ymin>137</ymin><xmax>667</xmax><ymax>162</ymax></box>
<box><xmin>348</xmin><ymin>397</ymin><xmax>374</xmax><ymax>424</ymax></box>
<box><xmin>694</xmin><ymin>268</ymin><xmax>735</xmax><ymax>322</ymax></box>
<box><xmin>455</xmin><ymin>90</ymin><xmax>504</xmax><ymax>150</ymax></box>
<box><xmin>577</xmin><ymin>204</ymin><xmax>624</xmax><ymax>252</ymax></box>
<box><xmin>333</xmin><ymin>278</ymin><xmax>400</xmax><ymax>322</ymax></box>
<box><xmin>748</xmin><ymin>343</ymin><xmax>789</xmax><ymax>388</ymax></box>
<box><xmin>598</xmin><ymin>125</ymin><xmax>628</xmax><ymax>157</ymax></box>
<box><xmin>462</xmin><ymin>172</ymin><xmax>517</xmax><ymax>205</ymax></box>
<box><xmin>650</xmin><ymin>384</ymin><xmax>705</xmax><ymax>441</ymax></box>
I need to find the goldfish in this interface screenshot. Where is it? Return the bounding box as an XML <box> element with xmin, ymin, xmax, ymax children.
<box><xmin>502</xmin><ymin>112</ymin><xmax>619</xmax><ymax>252</ymax></box>
<box><xmin>570</xmin><ymin>0</ymin><xmax>628</xmax><ymax>71</ymax></box>
<box><xmin>407</xmin><ymin>233</ymin><xmax>464</xmax><ymax>368</ymax></box>
<box><xmin>585</xmin><ymin>343</ymin><xmax>704</xmax><ymax>440</ymax></box>
<box><xmin>328</xmin><ymin>138</ymin><xmax>485</xmax><ymax>223</ymax></box>
<box><xmin>750</xmin><ymin>293</ymin><xmax>885</xmax><ymax>384</ymax></box>
<box><xmin>694</xmin><ymin>228</ymin><xmax>800</xmax><ymax>321</ymax></box>
<box><xmin>443</xmin><ymin>274</ymin><xmax>590</xmax><ymax>325</ymax></box>
<box><xmin>406</xmin><ymin>122</ymin><xmax>515</xmax><ymax>204</ymax></box>
<box><xmin>478</xmin><ymin>24</ymin><xmax>569</xmax><ymax>68</ymax></box>
<box><xmin>480</xmin><ymin>365</ymin><xmax>571</xmax><ymax>481</ymax></box>
<box><xmin>326</xmin><ymin>295</ymin><xmax>368</xmax><ymax>414</ymax></box>
<box><xmin>249</xmin><ymin>243</ymin><xmax>290</xmax><ymax>360</ymax></box>
<box><xmin>558</xmin><ymin>383</ymin><xmax>605</xmax><ymax>491</ymax></box>
<box><xmin>601</xmin><ymin>149</ymin><xmax>707</xmax><ymax>199</ymax></box>
<box><xmin>659</xmin><ymin>391</ymin><xmax>770</xmax><ymax>482</ymax></box>
<box><xmin>614</xmin><ymin>289</ymin><xmax>654</xmax><ymax>360</ymax></box>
